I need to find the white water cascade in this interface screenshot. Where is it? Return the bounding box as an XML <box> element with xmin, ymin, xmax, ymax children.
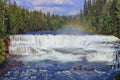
<box><xmin>9</xmin><ymin>35</ymin><xmax>120</xmax><ymax>63</ymax></box>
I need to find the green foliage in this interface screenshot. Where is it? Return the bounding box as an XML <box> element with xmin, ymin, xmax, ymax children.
<box><xmin>0</xmin><ymin>0</ymin><xmax>69</xmax><ymax>64</ymax></box>
<box><xmin>0</xmin><ymin>38</ymin><xmax>5</xmax><ymax>63</ymax></box>
<box><xmin>77</xmin><ymin>0</ymin><xmax>120</xmax><ymax>38</ymax></box>
<box><xmin>0</xmin><ymin>0</ymin><xmax>67</xmax><ymax>35</ymax></box>
<box><xmin>0</xmin><ymin>56</ymin><xmax>5</xmax><ymax>64</ymax></box>
<box><xmin>115</xmin><ymin>0</ymin><xmax>120</xmax><ymax>37</ymax></box>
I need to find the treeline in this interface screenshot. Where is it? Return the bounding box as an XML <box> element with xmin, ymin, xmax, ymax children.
<box><xmin>76</xmin><ymin>0</ymin><xmax>120</xmax><ymax>38</ymax></box>
<box><xmin>0</xmin><ymin>0</ymin><xmax>69</xmax><ymax>63</ymax></box>
<box><xmin>0</xmin><ymin>0</ymin><xmax>68</xmax><ymax>36</ymax></box>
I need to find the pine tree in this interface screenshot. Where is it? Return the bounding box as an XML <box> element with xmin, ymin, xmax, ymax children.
<box><xmin>110</xmin><ymin>0</ymin><xmax>118</xmax><ymax>36</ymax></box>
<box><xmin>84</xmin><ymin>0</ymin><xmax>88</xmax><ymax>17</ymax></box>
<box><xmin>115</xmin><ymin>0</ymin><xmax>120</xmax><ymax>37</ymax></box>
<box><xmin>0</xmin><ymin>0</ymin><xmax>9</xmax><ymax>36</ymax></box>
<box><xmin>47</xmin><ymin>12</ymin><xmax>51</xmax><ymax>30</ymax></box>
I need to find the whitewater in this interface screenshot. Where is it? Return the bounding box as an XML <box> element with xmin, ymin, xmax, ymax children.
<box><xmin>9</xmin><ymin>35</ymin><xmax>119</xmax><ymax>63</ymax></box>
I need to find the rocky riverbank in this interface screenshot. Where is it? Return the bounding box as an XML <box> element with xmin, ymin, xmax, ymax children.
<box><xmin>0</xmin><ymin>53</ymin><xmax>120</xmax><ymax>80</ymax></box>
<box><xmin>0</xmin><ymin>54</ymin><xmax>22</xmax><ymax>77</ymax></box>
<box><xmin>0</xmin><ymin>57</ymin><xmax>117</xmax><ymax>80</ymax></box>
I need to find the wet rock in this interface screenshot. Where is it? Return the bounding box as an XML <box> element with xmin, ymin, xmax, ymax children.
<box><xmin>71</xmin><ymin>66</ymin><xmax>95</xmax><ymax>72</ymax></box>
<box><xmin>0</xmin><ymin>68</ymin><xmax>5</xmax><ymax>75</ymax></box>
<box><xmin>5</xmin><ymin>54</ymin><xmax>21</xmax><ymax>59</ymax></box>
<box><xmin>72</xmin><ymin>66</ymin><xmax>87</xmax><ymax>71</ymax></box>
<box><xmin>7</xmin><ymin>61</ymin><xmax>22</xmax><ymax>67</ymax></box>
<box><xmin>16</xmin><ymin>73</ymin><xmax>21</xmax><ymax>77</ymax></box>
<box><xmin>0</xmin><ymin>64</ymin><xmax>5</xmax><ymax>68</ymax></box>
<box><xmin>54</xmin><ymin>63</ymin><xmax>58</xmax><ymax>66</ymax></box>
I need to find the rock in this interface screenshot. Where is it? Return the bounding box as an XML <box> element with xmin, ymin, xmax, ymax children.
<box><xmin>0</xmin><ymin>64</ymin><xmax>5</xmax><ymax>68</ymax></box>
<box><xmin>5</xmin><ymin>54</ymin><xmax>21</xmax><ymax>59</ymax></box>
<box><xmin>0</xmin><ymin>68</ymin><xmax>5</xmax><ymax>74</ymax></box>
<box><xmin>16</xmin><ymin>74</ymin><xmax>20</xmax><ymax>77</ymax></box>
<box><xmin>0</xmin><ymin>64</ymin><xmax>6</xmax><ymax>75</ymax></box>
<box><xmin>72</xmin><ymin>66</ymin><xmax>87</xmax><ymax>71</ymax></box>
<box><xmin>54</xmin><ymin>63</ymin><xmax>58</xmax><ymax>66</ymax></box>
<box><xmin>81</xmin><ymin>56</ymin><xmax>87</xmax><ymax>61</ymax></box>
<box><xmin>7</xmin><ymin>61</ymin><xmax>22</xmax><ymax>67</ymax></box>
<box><xmin>71</xmin><ymin>66</ymin><xmax>95</xmax><ymax>71</ymax></box>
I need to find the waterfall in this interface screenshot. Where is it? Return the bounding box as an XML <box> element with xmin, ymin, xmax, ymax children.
<box><xmin>9</xmin><ymin>35</ymin><xmax>120</xmax><ymax>63</ymax></box>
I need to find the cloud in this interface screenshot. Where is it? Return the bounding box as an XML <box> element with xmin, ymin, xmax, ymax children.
<box><xmin>35</xmin><ymin>6</ymin><xmax>65</xmax><ymax>15</ymax></box>
<box><xmin>31</xmin><ymin>0</ymin><xmax>73</xmax><ymax>6</ymax></box>
<box><xmin>11</xmin><ymin>0</ymin><xmax>84</xmax><ymax>15</ymax></box>
<box><xmin>14</xmin><ymin>0</ymin><xmax>22</xmax><ymax>5</ymax></box>
<box><xmin>34</xmin><ymin>6</ymin><xmax>80</xmax><ymax>16</ymax></box>
<box><xmin>67</xmin><ymin>10</ymin><xmax>80</xmax><ymax>15</ymax></box>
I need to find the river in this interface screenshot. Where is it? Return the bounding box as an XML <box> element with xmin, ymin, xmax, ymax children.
<box><xmin>1</xmin><ymin>30</ymin><xmax>120</xmax><ymax>80</ymax></box>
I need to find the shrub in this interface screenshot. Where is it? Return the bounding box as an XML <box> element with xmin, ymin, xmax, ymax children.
<box><xmin>0</xmin><ymin>38</ymin><xmax>5</xmax><ymax>64</ymax></box>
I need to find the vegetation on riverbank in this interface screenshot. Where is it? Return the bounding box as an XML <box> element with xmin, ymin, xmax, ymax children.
<box><xmin>0</xmin><ymin>38</ymin><xmax>5</xmax><ymax>63</ymax></box>
<box><xmin>74</xmin><ymin>0</ymin><xmax>120</xmax><ymax>38</ymax></box>
<box><xmin>0</xmin><ymin>0</ymin><xmax>68</xmax><ymax>35</ymax></box>
<box><xmin>0</xmin><ymin>0</ymin><xmax>69</xmax><ymax>63</ymax></box>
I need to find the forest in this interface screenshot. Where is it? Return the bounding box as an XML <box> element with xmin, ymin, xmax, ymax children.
<box><xmin>0</xmin><ymin>0</ymin><xmax>69</xmax><ymax>63</ymax></box>
<box><xmin>0</xmin><ymin>0</ymin><xmax>68</xmax><ymax>36</ymax></box>
<box><xmin>0</xmin><ymin>0</ymin><xmax>120</xmax><ymax>63</ymax></box>
<box><xmin>75</xmin><ymin>0</ymin><xmax>120</xmax><ymax>37</ymax></box>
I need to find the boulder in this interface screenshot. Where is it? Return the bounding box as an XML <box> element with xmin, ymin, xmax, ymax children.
<box><xmin>72</xmin><ymin>66</ymin><xmax>86</xmax><ymax>71</ymax></box>
<box><xmin>7</xmin><ymin>61</ymin><xmax>22</xmax><ymax>67</ymax></box>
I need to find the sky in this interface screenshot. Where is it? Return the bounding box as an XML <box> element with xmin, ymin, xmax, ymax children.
<box><xmin>11</xmin><ymin>0</ymin><xmax>84</xmax><ymax>16</ymax></box>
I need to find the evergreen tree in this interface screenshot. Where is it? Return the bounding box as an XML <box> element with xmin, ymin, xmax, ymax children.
<box><xmin>84</xmin><ymin>0</ymin><xmax>88</xmax><ymax>17</ymax></box>
<box><xmin>115</xmin><ymin>0</ymin><xmax>120</xmax><ymax>37</ymax></box>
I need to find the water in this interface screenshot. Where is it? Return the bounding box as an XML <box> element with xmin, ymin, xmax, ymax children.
<box><xmin>3</xmin><ymin>33</ymin><xmax>120</xmax><ymax>80</ymax></box>
<box><xmin>9</xmin><ymin>35</ymin><xmax>119</xmax><ymax>62</ymax></box>
<box><xmin>24</xmin><ymin>28</ymin><xmax>92</xmax><ymax>35</ymax></box>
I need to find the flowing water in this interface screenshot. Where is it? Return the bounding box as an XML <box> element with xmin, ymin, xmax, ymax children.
<box><xmin>9</xmin><ymin>35</ymin><xmax>119</xmax><ymax>62</ymax></box>
<box><xmin>2</xmin><ymin>33</ymin><xmax>120</xmax><ymax>80</ymax></box>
